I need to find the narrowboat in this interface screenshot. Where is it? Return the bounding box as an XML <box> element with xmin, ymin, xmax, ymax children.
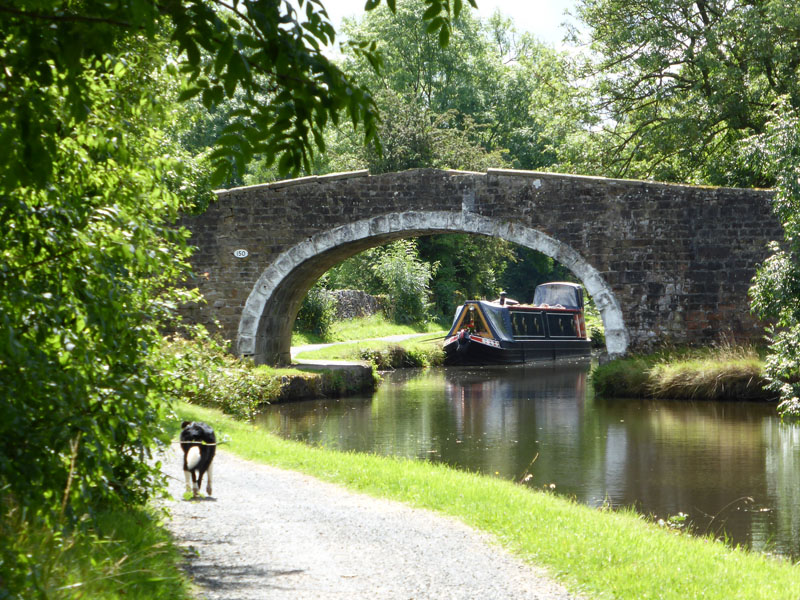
<box><xmin>442</xmin><ymin>282</ymin><xmax>592</xmax><ymax>365</ymax></box>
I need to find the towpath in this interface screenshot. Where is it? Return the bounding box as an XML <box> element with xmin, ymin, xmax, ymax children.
<box><xmin>290</xmin><ymin>332</ymin><xmax>435</xmax><ymax>360</ymax></box>
<box><xmin>163</xmin><ymin>448</ymin><xmax>582</xmax><ymax>600</ymax></box>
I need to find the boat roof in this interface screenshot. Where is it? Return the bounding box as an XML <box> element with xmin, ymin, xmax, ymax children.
<box><xmin>536</xmin><ymin>281</ymin><xmax>582</xmax><ymax>289</ymax></box>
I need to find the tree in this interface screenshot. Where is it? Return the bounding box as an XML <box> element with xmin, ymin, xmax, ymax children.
<box><xmin>572</xmin><ymin>0</ymin><xmax>800</xmax><ymax>185</ymax></box>
<box><xmin>746</xmin><ymin>101</ymin><xmax>800</xmax><ymax>416</ymax></box>
<box><xmin>2</xmin><ymin>0</ymin><xmax>479</xmax><ymax>189</ymax></box>
<box><xmin>328</xmin><ymin>88</ymin><xmax>507</xmax><ymax>174</ymax></box>
<box><xmin>0</xmin><ymin>39</ymin><xmax>204</xmax><ymax>524</ymax></box>
<box><xmin>417</xmin><ymin>234</ymin><xmax>515</xmax><ymax>316</ymax></box>
<box><xmin>340</xmin><ymin>0</ymin><xmax>572</xmax><ymax>170</ymax></box>
<box><xmin>1</xmin><ymin>0</ymin><xmax>382</xmax><ymax>188</ymax></box>
<box><xmin>372</xmin><ymin>240</ymin><xmax>438</xmax><ymax>323</ymax></box>
<box><xmin>0</xmin><ymin>0</ymin><xmax>476</xmax><ymax>538</ymax></box>
<box><xmin>500</xmin><ymin>246</ymin><xmax>573</xmax><ymax>305</ymax></box>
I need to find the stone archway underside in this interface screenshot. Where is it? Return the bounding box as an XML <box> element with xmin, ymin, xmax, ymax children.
<box><xmin>238</xmin><ymin>211</ymin><xmax>629</xmax><ymax>365</ymax></box>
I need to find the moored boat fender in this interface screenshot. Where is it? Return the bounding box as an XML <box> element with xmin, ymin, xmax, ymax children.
<box><xmin>456</xmin><ymin>330</ymin><xmax>470</xmax><ymax>354</ymax></box>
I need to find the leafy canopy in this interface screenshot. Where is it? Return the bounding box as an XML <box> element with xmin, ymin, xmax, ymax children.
<box><xmin>341</xmin><ymin>0</ymin><xmax>572</xmax><ymax>171</ymax></box>
<box><xmin>573</xmin><ymin>0</ymin><xmax>800</xmax><ymax>185</ymax></box>
<box><xmin>746</xmin><ymin>102</ymin><xmax>800</xmax><ymax>416</ymax></box>
<box><xmin>0</xmin><ymin>43</ymin><xmax>202</xmax><ymax>521</ymax></box>
<box><xmin>1</xmin><ymin>0</ymin><xmax>476</xmax><ymax>188</ymax></box>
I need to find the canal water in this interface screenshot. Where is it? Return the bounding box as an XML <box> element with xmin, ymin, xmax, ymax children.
<box><xmin>256</xmin><ymin>361</ymin><xmax>800</xmax><ymax>559</ymax></box>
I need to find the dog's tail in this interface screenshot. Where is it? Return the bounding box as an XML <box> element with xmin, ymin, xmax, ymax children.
<box><xmin>186</xmin><ymin>446</ymin><xmax>201</xmax><ymax>470</ymax></box>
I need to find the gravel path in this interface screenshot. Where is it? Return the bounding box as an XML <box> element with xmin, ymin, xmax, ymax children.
<box><xmin>163</xmin><ymin>449</ymin><xmax>581</xmax><ymax>600</ymax></box>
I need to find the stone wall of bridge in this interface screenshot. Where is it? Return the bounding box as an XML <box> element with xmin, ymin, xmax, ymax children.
<box><xmin>179</xmin><ymin>168</ymin><xmax>782</xmax><ymax>365</ymax></box>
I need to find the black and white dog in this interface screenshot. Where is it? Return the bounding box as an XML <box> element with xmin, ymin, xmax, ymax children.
<box><xmin>180</xmin><ymin>421</ymin><xmax>216</xmax><ymax>497</ymax></box>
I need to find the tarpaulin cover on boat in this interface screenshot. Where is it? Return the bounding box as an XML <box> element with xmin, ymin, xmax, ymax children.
<box><xmin>532</xmin><ymin>283</ymin><xmax>583</xmax><ymax>310</ymax></box>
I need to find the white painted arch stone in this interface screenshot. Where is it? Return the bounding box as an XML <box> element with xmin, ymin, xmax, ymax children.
<box><xmin>238</xmin><ymin>211</ymin><xmax>630</xmax><ymax>359</ymax></box>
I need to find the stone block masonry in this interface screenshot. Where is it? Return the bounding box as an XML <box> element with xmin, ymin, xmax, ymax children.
<box><xmin>179</xmin><ymin>168</ymin><xmax>782</xmax><ymax>365</ymax></box>
<box><xmin>329</xmin><ymin>290</ymin><xmax>387</xmax><ymax>320</ymax></box>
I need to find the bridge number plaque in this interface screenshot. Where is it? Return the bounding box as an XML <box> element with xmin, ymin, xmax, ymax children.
<box><xmin>233</xmin><ymin>249</ymin><xmax>249</xmax><ymax>258</ymax></box>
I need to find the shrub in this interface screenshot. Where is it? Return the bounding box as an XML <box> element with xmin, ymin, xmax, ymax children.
<box><xmin>372</xmin><ymin>240</ymin><xmax>437</xmax><ymax>324</ymax></box>
<box><xmin>294</xmin><ymin>286</ymin><xmax>337</xmax><ymax>338</ymax></box>
<box><xmin>161</xmin><ymin>331</ymin><xmax>279</xmax><ymax>420</ymax></box>
<box><xmin>358</xmin><ymin>343</ymin><xmax>445</xmax><ymax>369</ymax></box>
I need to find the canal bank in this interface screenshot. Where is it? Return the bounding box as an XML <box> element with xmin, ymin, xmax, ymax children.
<box><xmin>271</xmin><ymin>332</ymin><xmax>442</xmax><ymax>403</ymax></box>
<box><xmin>276</xmin><ymin>360</ymin><xmax>376</xmax><ymax>402</ymax></box>
<box><xmin>590</xmin><ymin>345</ymin><xmax>775</xmax><ymax>401</ymax></box>
<box><xmin>172</xmin><ymin>401</ymin><xmax>800</xmax><ymax>600</ymax></box>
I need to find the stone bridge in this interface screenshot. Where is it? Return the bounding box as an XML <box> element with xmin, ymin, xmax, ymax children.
<box><xmin>180</xmin><ymin>168</ymin><xmax>781</xmax><ymax>365</ymax></box>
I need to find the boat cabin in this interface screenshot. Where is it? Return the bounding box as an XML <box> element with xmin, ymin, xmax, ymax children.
<box><xmin>443</xmin><ymin>282</ymin><xmax>591</xmax><ymax>365</ymax></box>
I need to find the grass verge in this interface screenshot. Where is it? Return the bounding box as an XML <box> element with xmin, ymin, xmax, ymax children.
<box><xmin>2</xmin><ymin>503</ymin><xmax>191</xmax><ymax>600</ymax></box>
<box><xmin>292</xmin><ymin>314</ymin><xmax>446</xmax><ymax>346</ymax></box>
<box><xmin>295</xmin><ymin>331</ymin><xmax>446</xmax><ymax>367</ymax></box>
<box><xmin>592</xmin><ymin>345</ymin><xmax>775</xmax><ymax>401</ymax></box>
<box><xmin>176</xmin><ymin>402</ymin><xmax>800</xmax><ymax>600</ymax></box>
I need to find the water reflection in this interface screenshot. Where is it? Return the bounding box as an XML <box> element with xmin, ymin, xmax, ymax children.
<box><xmin>256</xmin><ymin>361</ymin><xmax>800</xmax><ymax>558</ymax></box>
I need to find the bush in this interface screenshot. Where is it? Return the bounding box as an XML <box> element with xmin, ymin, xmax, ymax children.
<box><xmin>294</xmin><ymin>286</ymin><xmax>338</xmax><ymax>338</ymax></box>
<box><xmin>372</xmin><ymin>240</ymin><xmax>437</xmax><ymax>324</ymax></box>
<box><xmin>358</xmin><ymin>343</ymin><xmax>445</xmax><ymax>369</ymax></box>
<box><xmin>0</xmin><ymin>54</ymin><xmax>211</xmax><ymax>534</ymax></box>
<box><xmin>161</xmin><ymin>331</ymin><xmax>279</xmax><ymax>420</ymax></box>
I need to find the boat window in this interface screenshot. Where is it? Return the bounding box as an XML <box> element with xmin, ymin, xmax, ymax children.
<box><xmin>510</xmin><ymin>311</ymin><xmax>546</xmax><ymax>338</ymax></box>
<box><xmin>479</xmin><ymin>302</ymin><xmax>514</xmax><ymax>341</ymax></box>
<box><xmin>547</xmin><ymin>313</ymin><xmax>578</xmax><ymax>337</ymax></box>
<box><xmin>448</xmin><ymin>303</ymin><xmax>495</xmax><ymax>338</ymax></box>
<box><xmin>448</xmin><ymin>306</ymin><xmax>465</xmax><ymax>335</ymax></box>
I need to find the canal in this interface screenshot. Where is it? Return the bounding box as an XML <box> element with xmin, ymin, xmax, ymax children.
<box><xmin>256</xmin><ymin>361</ymin><xmax>800</xmax><ymax>559</ymax></box>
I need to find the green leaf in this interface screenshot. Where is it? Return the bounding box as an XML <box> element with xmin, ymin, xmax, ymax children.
<box><xmin>422</xmin><ymin>3</ymin><xmax>441</xmax><ymax>21</ymax></box>
<box><xmin>213</xmin><ymin>36</ymin><xmax>235</xmax><ymax>76</ymax></box>
<box><xmin>425</xmin><ymin>16</ymin><xmax>445</xmax><ymax>34</ymax></box>
<box><xmin>438</xmin><ymin>22</ymin><xmax>451</xmax><ymax>47</ymax></box>
<box><xmin>177</xmin><ymin>87</ymin><xmax>203</xmax><ymax>102</ymax></box>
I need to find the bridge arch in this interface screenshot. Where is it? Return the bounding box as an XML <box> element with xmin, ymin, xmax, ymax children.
<box><xmin>238</xmin><ymin>210</ymin><xmax>629</xmax><ymax>365</ymax></box>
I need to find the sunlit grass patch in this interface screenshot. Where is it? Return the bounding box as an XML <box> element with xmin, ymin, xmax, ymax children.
<box><xmin>2</xmin><ymin>503</ymin><xmax>190</xmax><ymax>600</ymax></box>
<box><xmin>292</xmin><ymin>313</ymin><xmax>445</xmax><ymax>346</ymax></box>
<box><xmin>649</xmin><ymin>355</ymin><xmax>768</xmax><ymax>400</ymax></box>
<box><xmin>295</xmin><ymin>332</ymin><xmax>447</xmax><ymax>367</ymax></box>
<box><xmin>592</xmin><ymin>344</ymin><xmax>775</xmax><ymax>401</ymax></box>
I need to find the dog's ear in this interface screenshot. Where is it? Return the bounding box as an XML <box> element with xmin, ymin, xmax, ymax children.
<box><xmin>181</xmin><ymin>421</ymin><xmax>191</xmax><ymax>429</ymax></box>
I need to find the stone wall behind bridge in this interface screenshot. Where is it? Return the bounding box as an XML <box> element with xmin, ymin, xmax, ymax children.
<box><xmin>179</xmin><ymin>169</ymin><xmax>783</xmax><ymax>362</ymax></box>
